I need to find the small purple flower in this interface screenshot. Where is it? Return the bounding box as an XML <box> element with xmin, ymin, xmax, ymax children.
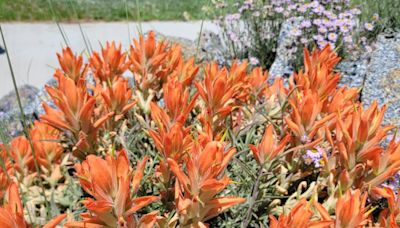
<box><xmin>328</xmin><ymin>33</ymin><xmax>338</xmax><ymax>42</ymax></box>
<box><xmin>313</xmin><ymin>19</ymin><xmax>322</xmax><ymax>26</ymax></box>
<box><xmin>318</xmin><ymin>26</ymin><xmax>328</xmax><ymax>34</ymax></box>
<box><xmin>298</xmin><ymin>5</ymin><xmax>307</xmax><ymax>13</ymax></box>
<box><xmin>313</xmin><ymin>5</ymin><xmax>325</xmax><ymax>14</ymax></box>
<box><xmin>364</xmin><ymin>23</ymin><xmax>374</xmax><ymax>31</ymax></box>
<box><xmin>288</xmin><ymin>3</ymin><xmax>297</xmax><ymax>11</ymax></box>
<box><xmin>324</xmin><ymin>10</ymin><xmax>337</xmax><ymax>20</ymax></box>
<box><xmin>303</xmin><ymin>147</ymin><xmax>324</xmax><ymax>168</ymax></box>
<box><xmin>249</xmin><ymin>56</ymin><xmax>259</xmax><ymax>65</ymax></box>
<box><xmin>300</xmin><ymin>20</ymin><xmax>312</xmax><ymax>28</ymax></box>
<box><xmin>290</xmin><ymin>28</ymin><xmax>302</xmax><ymax>37</ymax></box>
<box><xmin>318</xmin><ymin>40</ymin><xmax>328</xmax><ymax>49</ymax></box>
<box><xmin>339</xmin><ymin>25</ymin><xmax>350</xmax><ymax>33</ymax></box>
<box><xmin>227</xmin><ymin>31</ymin><xmax>238</xmax><ymax>42</ymax></box>
<box><xmin>274</xmin><ymin>6</ymin><xmax>284</xmax><ymax>13</ymax></box>
<box><xmin>225</xmin><ymin>13</ymin><xmax>241</xmax><ymax>22</ymax></box>
<box><xmin>300</xmin><ymin>37</ymin><xmax>308</xmax><ymax>44</ymax></box>
<box><xmin>343</xmin><ymin>35</ymin><xmax>353</xmax><ymax>43</ymax></box>
<box><xmin>309</xmin><ymin>1</ymin><xmax>319</xmax><ymax>8</ymax></box>
<box><xmin>313</xmin><ymin>34</ymin><xmax>325</xmax><ymax>41</ymax></box>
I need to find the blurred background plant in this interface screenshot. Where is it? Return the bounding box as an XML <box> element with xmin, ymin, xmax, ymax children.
<box><xmin>0</xmin><ymin>0</ymin><xmax>208</xmax><ymax>21</ymax></box>
<box><xmin>203</xmin><ymin>0</ymin><xmax>394</xmax><ymax>69</ymax></box>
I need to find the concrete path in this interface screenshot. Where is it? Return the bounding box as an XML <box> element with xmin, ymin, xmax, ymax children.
<box><xmin>0</xmin><ymin>21</ymin><xmax>218</xmax><ymax>97</ymax></box>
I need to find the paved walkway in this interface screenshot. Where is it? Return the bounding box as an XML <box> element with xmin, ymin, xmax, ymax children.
<box><xmin>0</xmin><ymin>21</ymin><xmax>218</xmax><ymax>97</ymax></box>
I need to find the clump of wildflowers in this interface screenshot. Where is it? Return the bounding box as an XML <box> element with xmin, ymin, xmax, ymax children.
<box><xmin>207</xmin><ymin>0</ymin><xmax>379</xmax><ymax>68</ymax></box>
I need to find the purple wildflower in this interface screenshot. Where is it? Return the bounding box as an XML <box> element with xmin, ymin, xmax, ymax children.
<box><xmin>300</xmin><ymin>20</ymin><xmax>312</xmax><ymax>28</ymax></box>
<box><xmin>364</xmin><ymin>23</ymin><xmax>374</xmax><ymax>31</ymax></box>
<box><xmin>290</xmin><ymin>28</ymin><xmax>302</xmax><ymax>37</ymax></box>
<box><xmin>328</xmin><ymin>33</ymin><xmax>338</xmax><ymax>42</ymax></box>
<box><xmin>249</xmin><ymin>57</ymin><xmax>259</xmax><ymax>65</ymax></box>
<box><xmin>303</xmin><ymin>147</ymin><xmax>324</xmax><ymax>168</ymax></box>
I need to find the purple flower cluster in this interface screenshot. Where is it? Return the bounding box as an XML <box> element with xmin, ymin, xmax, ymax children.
<box><xmin>212</xmin><ymin>0</ymin><xmax>378</xmax><ymax>67</ymax></box>
<box><xmin>302</xmin><ymin>147</ymin><xmax>324</xmax><ymax>168</ymax></box>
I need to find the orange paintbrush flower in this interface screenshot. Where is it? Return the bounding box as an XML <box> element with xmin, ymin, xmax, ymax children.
<box><xmin>195</xmin><ymin>62</ymin><xmax>249</xmax><ymax>138</ymax></box>
<box><xmin>41</xmin><ymin>74</ymin><xmax>111</xmax><ymax>159</ymax></box>
<box><xmin>90</xmin><ymin>41</ymin><xmax>129</xmax><ymax>84</ymax></box>
<box><xmin>315</xmin><ymin>189</ymin><xmax>371</xmax><ymax>228</ymax></box>
<box><xmin>9</xmin><ymin>136</ymin><xmax>34</xmax><ymax>176</ymax></box>
<box><xmin>336</xmin><ymin>102</ymin><xmax>393</xmax><ymax>171</ymax></box>
<box><xmin>129</xmin><ymin>31</ymin><xmax>182</xmax><ymax>92</ymax></box>
<box><xmin>0</xmin><ymin>182</ymin><xmax>66</xmax><ymax>228</ymax></box>
<box><xmin>161</xmin><ymin>78</ymin><xmax>199</xmax><ymax>125</ymax></box>
<box><xmin>0</xmin><ymin>144</ymin><xmax>13</xmax><ymax>199</ymax></box>
<box><xmin>249</xmin><ymin>124</ymin><xmax>291</xmax><ymax>165</ymax></box>
<box><xmin>148</xmin><ymin>79</ymin><xmax>196</xmax><ymax>161</ymax></box>
<box><xmin>30</xmin><ymin>121</ymin><xmax>63</xmax><ymax>170</ymax></box>
<box><xmin>100</xmin><ymin>77</ymin><xmax>137</xmax><ymax>124</ymax></box>
<box><xmin>167</xmin><ymin>141</ymin><xmax>245</xmax><ymax>226</ymax></box>
<box><xmin>170</xmin><ymin>57</ymin><xmax>199</xmax><ymax>87</ymax></box>
<box><xmin>322</xmin><ymin>87</ymin><xmax>358</xmax><ymax>115</ymax></box>
<box><xmin>247</xmin><ymin>67</ymin><xmax>269</xmax><ymax>99</ymax></box>
<box><xmin>67</xmin><ymin>150</ymin><xmax>159</xmax><ymax>227</ymax></box>
<box><xmin>371</xmin><ymin>187</ymin><xmax>400</xmax><ymax>227</ymax></box>
<box><xmin>296</xmin><ymin>45</ymin><xmax>341</xmax><ymax>99</ymax></box>
<box><xmin>366</xmin><ymin>137</ymin><xmax>400</xmax><ymax>188</ymax></box>
<box><xmin>269</xmin><ymin>198</ymin><xmax>332</xmax><ymax>228</ymax></box>
<box><xmin>148</xmin><ymin>120</ymin><xmax>192</xmax><ymax>162</ymax></box>
<box><xmin>55</xmin><ymin>47</ymin><xmax>88</xmax><ymax>83</ymax></box>
<box><xmin>0</xmin><ymin>182</ymin><xmax>28</xmax><ymax>228</ymax></box>
<box><xmin>285</xmin><ymin>90</ymin><xmax>336</xmax><ymax>145</ymax></box>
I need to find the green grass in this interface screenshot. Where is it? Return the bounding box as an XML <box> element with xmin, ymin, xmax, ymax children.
<box><xmin>0</xmin><ymin>0</ymin><xmax>398</xmax><ymax>31</ymax></box>
<box><xmin>352</xmin><ymin>0</ymin><xmax>400</xmax><ymax>31</ymax></box>
<box><xmin>0</xmin><ymin>0</ymin><xmax>209</xmax><ymax>21</ymax></box>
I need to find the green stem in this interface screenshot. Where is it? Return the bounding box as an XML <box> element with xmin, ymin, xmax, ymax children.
<box><xmin>0</xmin><ymin>25</ymin><xmax>50</xmax><ymax>219</ymax></box>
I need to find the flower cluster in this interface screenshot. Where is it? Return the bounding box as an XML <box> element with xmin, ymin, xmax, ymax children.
<box><xmin>0</xmin><ymin>33</ymin><xmax>399</xmax><ymax>227</ymax></box>
<box><xmin>207</xmin><ymin>0</ymin><xmax>379</xmax><ymax>68</ymax></box>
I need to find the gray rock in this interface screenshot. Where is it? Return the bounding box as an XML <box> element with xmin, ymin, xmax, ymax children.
<box><xmin>361</xmin><ymin>33</ymin><xmax>400</xmax><ymax>126</ymax></box>
<box><xmin>200</xmin><ymin>29</ymin><xmax>232</xmax><ymax>66</ymax></box>
<box><xmin>0</xmin><ymin>85</ymin><xmax>39</xmax><ymax>138</ymax></box>
<box><xmin>30</xmin><ymin>78</ymin><xmax>57</xmax><ymax>116</ymax></box>
<box><xmin>337</xmin><ymin>56</ymin><xmax>369</xmax><ymax>89</ymax></box>
<box><xmin>269</xmin><ymin>18</ymin><xmax>301</xmax><ymax>79</ymax></box>
<box><xmin>150</xmin><ymin>31</ymin><xmax>207</xmax><ymax>61</ymax></box>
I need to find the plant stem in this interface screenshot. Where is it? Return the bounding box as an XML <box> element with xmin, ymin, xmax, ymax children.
<box><xmin>68</xmin><ymin>0</ymin><xmax>92</xmax><ymax>54</ymax></box>
<box><xmin>241</xmin><ymin>166</ymin><xmax>264</xmax><ymax>228</ymax></box>
<box><xmin>0</xmin><ymin>25</ymin><xmax>50</xmax><ymax>219</ymax></box>
<box><xmin>47</xmin><ymin>0</ymin><xmax>69</xmax><ymax>46</ymax></box>
<box><xmin>195</xmin><ymin>0</ymin><xmax>212</xmax><ymax>62</ymax></box>
<box><xmin>135</xmin><ymin>0</ymin><xmax>143</xmax><ymax>35</ymax></box>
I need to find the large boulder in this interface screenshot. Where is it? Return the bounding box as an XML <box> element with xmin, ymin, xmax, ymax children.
<box><xmin>361</xmin><ymin>33</ymin><xmax>400</xmax><ymax>126</ymax></box>
<box><xmin>0</xmin><ymin>85</ymin><xmax>39</xmax><ymax>138</ymax></box>
<box><xmin>152</xmin><ymin>31</ymin><xmax>208</xmax><ymax>61</ymax></box>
